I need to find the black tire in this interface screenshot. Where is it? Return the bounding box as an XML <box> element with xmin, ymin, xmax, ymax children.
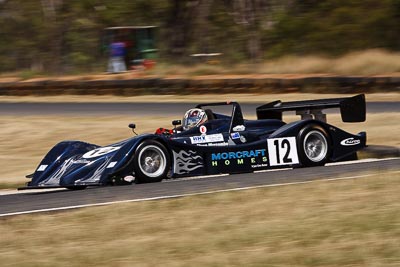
<box><xmin>133</xmin><ymin>140</ymin><xmax>170</xmax><ymax>183</ymax></box>
<box><xmin>297</xmin><ymin>124</ymin><xmax>331</xmax><ymax>167</ymax></box>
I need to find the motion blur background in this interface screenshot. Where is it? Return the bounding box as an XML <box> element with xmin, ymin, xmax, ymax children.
<box><xmin>0</xmin><ymin>0</ymin><xmax>399</xmax><ymax>75</ymax></box>
<box><xmin>1</xmin><ymin>3</ymin><xmax>400</xmax><ymax>266</ymax></box>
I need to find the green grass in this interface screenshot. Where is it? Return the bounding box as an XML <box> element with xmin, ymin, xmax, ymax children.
<box><xmin>1</xmin><ymin>171</ymin><xmax>399</xmax><ymax>267</ymax></box>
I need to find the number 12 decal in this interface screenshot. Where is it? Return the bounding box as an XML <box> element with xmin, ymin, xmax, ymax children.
<box><xmin>267</xmin><ymin>137</ymin><xmax>299</xmax><ymax>166</ymax></box>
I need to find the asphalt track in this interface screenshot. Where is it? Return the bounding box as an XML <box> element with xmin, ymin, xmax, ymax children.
<box><xmin>0</xmin><ymin>158</ymin><xmax>399</xmax><ymax>217</ymax></box>
<box><xmin>0</xmin><ymin>102</ymin><xmax>399</xmax><ymax>116</ymax></box>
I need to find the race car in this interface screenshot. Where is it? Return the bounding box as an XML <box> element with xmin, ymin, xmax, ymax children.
<box><xmin>20</xmin><ymin>94</ymin><xmax>367</xmax><ymax>190</ymax></box>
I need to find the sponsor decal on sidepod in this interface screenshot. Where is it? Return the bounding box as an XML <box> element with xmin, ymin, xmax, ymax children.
<box><xmin>230</xmin><ymin>132</ymin><xmax>240</xmax><ymax>139</ymax></box>
<box><xmin>340</xmin><ymin>138</ymin><xmax>361</xmax><ymax>146</ymax></box>
<box><xmin>211</xmin><ymin>149</ymin><xmax>267</xmax><ymax>167</ymax></box>
<box><xmin>190</xmin><ymin>133</ymin><xmax>224</xmax><ymax>144</ymax></box>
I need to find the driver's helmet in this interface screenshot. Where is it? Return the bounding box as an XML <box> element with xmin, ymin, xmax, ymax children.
<box><xmin>182</xmin><ymin>108</ymin><xmax>208</xmax><ymax>130</ymax></box>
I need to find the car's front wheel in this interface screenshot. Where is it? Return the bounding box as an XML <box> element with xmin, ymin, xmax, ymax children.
<box><xmin>133</xmin><ymin>140</ymin><xmax>170</xmax><ymax>183</ymax></box>
<box><xmin>297</xmin><ymin>124</ymin><xmax>330</xmax><ymax>167</ymax></box>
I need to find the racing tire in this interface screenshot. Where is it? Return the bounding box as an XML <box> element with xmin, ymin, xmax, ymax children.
<box><xmin>297</xmin><ymin>124</ymin><xmax>331</xmax><ymax>167</ymax></box>
<box><xmin>133</xmin><ymin>140</ymin><xmax>170</xmax><ymax>183</ymax></box>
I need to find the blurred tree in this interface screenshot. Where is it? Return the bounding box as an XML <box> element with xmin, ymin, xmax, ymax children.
<box><xmin>166</xmin><ymin>0</ymin><xmax>198</xmax><ymax>59</ymax></box>
<box><xmin>192</xmin><ymin>0</ymin><xmax>214</xmax><ymax>54</ymax></box>
<box><xmin>224</xmin><ymin>0</ymin><xmax>292</xmax><ymax>61</ymax></box>
<box><xmin>0</xmin><ymin>0</ymin><xmax>399</xmax><ymax>73</ymax></box>
<box><xmin>225</xmin><ymin>0</ymin><xmax>268</xmax><ymax>61</ymax></box>
<box><xmin>40</xmin><ymin>0</ymin><xmax>63</xmax><ymax>73</ymax></box>
<box><xmin>264</xmin><ymin>0</ymin><xmax>400</xmax><ymax>56</ymax></box>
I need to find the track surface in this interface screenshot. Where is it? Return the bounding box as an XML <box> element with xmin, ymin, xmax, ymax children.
<box><xmin>1</xmin><ymin>158</ymin><xmax>399</xmax><ymax>217</ymax></box>
<box><xmin>0</xmin><ymin>102</ymin><xmax>398</xmax><ymax>116</ymax></box>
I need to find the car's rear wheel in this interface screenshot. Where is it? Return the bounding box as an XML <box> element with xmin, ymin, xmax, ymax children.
<box><xmin>134</xmin><ymin>140</ymin><xmax>170</xmax><ymax>183</ymax></box>
<box><xmin>297</xmin><ymin>124</ymin><xmax>330</xmax><ymax>167</ymax></box>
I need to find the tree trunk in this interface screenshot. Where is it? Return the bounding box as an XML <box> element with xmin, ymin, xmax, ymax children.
<box><xmin>194</xmin><ymin>0</ymin><xmax>214</xmax><ymax>54</ymax></box>
<box><xmin>230</xmin><ymin>0</ymin><xmax>265</xmax><ymax>62</ymax></box>
<box><xmin>40</xmin><ymin>0</ymin><xmax>63</xmax><ymax>73</ymax></box>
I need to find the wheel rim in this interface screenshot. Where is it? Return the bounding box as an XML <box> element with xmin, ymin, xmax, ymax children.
<box><xmin>138</xmin><ymin>145</ymin><xmax>166</xmax><ymax>178</ymax></box>
<box><xmin>303</xmin><ymin>130</ymin><xmax>328</xmax><ymax>162</ymax></box>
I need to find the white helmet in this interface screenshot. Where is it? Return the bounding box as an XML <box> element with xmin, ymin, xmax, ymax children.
<box><xmin>182</xmin><ymin>108</ymin><xmax>208</xmax><ymax>130</ymax></box>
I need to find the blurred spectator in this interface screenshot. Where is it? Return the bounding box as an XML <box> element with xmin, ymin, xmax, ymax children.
<box><xmin>107</xmin><ymin>40</ymin><xmax>127</xmax><ymax>73</ymax></box>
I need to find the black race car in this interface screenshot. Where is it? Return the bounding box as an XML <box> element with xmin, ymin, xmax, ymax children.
<box><xmin>20</xmin><ymin>94</ymin><xmax>366</xmax><ymax>190</ymax></box>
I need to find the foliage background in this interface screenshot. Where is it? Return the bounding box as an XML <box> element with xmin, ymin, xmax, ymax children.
<box><xmin>0</xmin><ymin>0</ymin><xmax>399</xmax><ymax>74</ymax></box>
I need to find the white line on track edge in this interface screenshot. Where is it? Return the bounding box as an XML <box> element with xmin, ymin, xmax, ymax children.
<box><xmin>1</xmin><ymin>170</ymin><xmax>399</xmax><ymax>218</ymax></box>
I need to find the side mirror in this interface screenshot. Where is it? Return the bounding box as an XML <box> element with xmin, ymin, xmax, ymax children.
<box><xmin>172</xmin><ymin>120</ymin><xmax>181</xmax><ymax>126</ymax></box>
<box><xmin>128</xmin><ymin>123</ymin><xmax>137</xmax><ymax>135</ymax></box>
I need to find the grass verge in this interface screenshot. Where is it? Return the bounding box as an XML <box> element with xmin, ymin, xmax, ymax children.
<box><xmin>0</xmin><ymin>171</ymin><xmax>399</xmax><ymax>267</ymax></box>
<box><xmin>149</xmin><ymin>49</ymin><xmax>400</xmax><ymax>76</ymax></box>
<box><xmin>1</xmin><ymin>50</ymin><xmax>400</xmax><ymax>82</ymax></box>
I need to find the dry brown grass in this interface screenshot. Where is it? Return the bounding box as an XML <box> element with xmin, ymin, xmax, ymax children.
<box><xmin>0</xmin><ymin>171</ymin><xmax>399</xmax><ymax>266</ymax></box>
<box><xmin>150</xmin><ymin>49</ymin><xmax>400</xmax><ymax>76</ymax></box>
<box><xmin>257</xmin><ymin>49</ymin><xmax>400</xmax><ymax>75</ymax></box>
<box><xmin>0</xmin><ymin>112</ymin><xmax>398</xmax><ymax>186</ymax></box>
<box><xmin>0</xmin><ymin>93</ymin><xmax>399</xmax><ymax>103</ymax></box>
<box><xmin>1</xmin><ymin>50</ymin><xmax>400</xmax><ymax>82</ymax></box>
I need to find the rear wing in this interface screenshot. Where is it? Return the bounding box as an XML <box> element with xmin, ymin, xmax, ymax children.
<box><xmin>256</xmin><ymin>94</ymin><xmax>366</xmax><ymax>123</ymax></box>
